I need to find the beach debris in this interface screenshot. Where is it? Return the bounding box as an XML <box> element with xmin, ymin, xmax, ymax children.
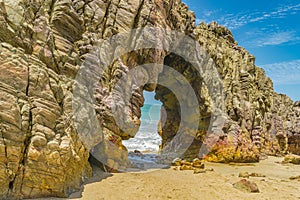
<box><xmin>282</xmin><ymin>154</ymin><xmax>300</xmax><ymax>165</ymax></box>
<box><xmin>233</xmin><ymin>179</ymin><xmax>260</xmax><ymax>193</ymax></box>
<box><xmin>172</xmin><ymin>158</ymin><xmax>205</xmax><ymax>168</ymax></box>
<box><xmin>238</xmin><ymin>172</ymin><xmax>266</xmax><ymax>178</ymax></box>
<box><xmin>172</xmin><ymin>158</ymin><xmax>211</xmax><ymax>173</ymax></box>
<box><xmin>289</xmin><ymin>175</ymin><xmax>300</xmax><ymax>181</ymax></box>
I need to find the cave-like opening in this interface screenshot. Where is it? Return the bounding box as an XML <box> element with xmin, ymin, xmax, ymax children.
<box><xmin>89</xmin><ymin>51</ymin><xmax>211</xmax><ymax>172</ymax></box>
<box><xmin>123</xmin><ymin>91</ymin><xmax>164</xmax><ymax>170</ymax></box>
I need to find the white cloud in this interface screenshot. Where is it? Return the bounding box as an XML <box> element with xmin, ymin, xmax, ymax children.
<box><xmin>258</xmin><ymin>31</ymin><xmax>300</xmax><ymax>46</ymax></box>
<box><xmin>211</xmin><ymin>3</ymin><xmax>300</xmax><ymax>30</ymax></box>
<box><xmin>196</xmin><ymin>3</ymin><xmax>300</xmax><ymax>47</ymax></box>
<box><xmin>242</xmin><ymin>29</ymin><xmax>300</xmax><ymax>47</ymax></box>
<box><xmin>196</xmin><ymin>9</ymin><xmax>221</xmax><ymax>24</ymax></box>
<box><xmin>261</xmin><ymin>60</ymin><xmax>300</xmax><ymax>84</ymax></box>
<box><xmin>250</xmin><ymin>3</ymin><xmax>300</xmax><ymax>23</ymax></box>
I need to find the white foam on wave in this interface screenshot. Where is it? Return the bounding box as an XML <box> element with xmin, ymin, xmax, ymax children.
<box><xmin>126</xmin><ymin>153</ymin><xmax>168</xmax><ymax>171</ymax></box>
<box><xmin>123</xmin><ymin>124</ymin><xmax>161</xmax><ymax>153</ymax></box>
<box><xmin>122</xmin><ymin>102</ymin><xmax>167</xmax><ymax>170</ymax></box>
<box><xmin>123</xmin><ymin>104</ymin><xmax>162</xmax><ymax>153</ymax></box>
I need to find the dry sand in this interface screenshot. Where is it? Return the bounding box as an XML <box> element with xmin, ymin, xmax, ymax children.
<box><xmin>37</xmin><ymin>156</ymin><xmax>300</xmax><ymax>200</ymax></box>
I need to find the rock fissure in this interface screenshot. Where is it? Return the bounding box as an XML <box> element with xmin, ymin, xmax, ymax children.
<box><xmin>49</xmin><ymin>0</ymin><xmax>57</xmax><ymax>23</ymax></box>
<box><xmin>132</xmin><ymin>0</ymin><xmax>145</xmax><ymax>28</ymax></box>
<box><xmin>18</xmin><ymin>71</ymin><xmax>33</xmax><ymax>198</ymax></box>
<box><xmin>100</xmin><ymin>0</ymin><xmax>112</xmax><ymax>38</ymax></box>
<box><xmin>0</xmin><ymin>0</ymin><xmax>299</xmax><ymax>199</ymax></box>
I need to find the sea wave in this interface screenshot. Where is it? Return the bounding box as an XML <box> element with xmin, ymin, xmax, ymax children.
<box><xmin>123</xmin><ymin>104</ymin><xmax>162</xmax><ymax>153</ymax></box>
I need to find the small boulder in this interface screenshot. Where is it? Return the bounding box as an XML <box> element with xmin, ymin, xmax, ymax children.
<box><xmin>180</xmin><ymin>165</ymin><xmax>193</xmax><ymax>170</ymax></box>
<box><xmin>192</xmin><ymin>158</ymin><xmax>202</xmax><ymax>165</ymax></box>
<box><xmin>193</xmin><ymin>163</ymin><xmax>205</xmax><ymax>169</ymax></box>
<box><xmin>133</xmin><ymin>150</ymin><xmax>144</xmax><ymax>158</ymax></box>
<box><xmin>172</xmin><ymin>158</ymin><xmax>182</xmax><ymax>166</ymax></box>
<box><xmin>239</xmin><ymin>172</ymin><xmax>250</xmax><ymax>178</ymax></box>
<box><xmin>283</xmin><ymin>154</ymin><xmax>300</xmax><ymax>165</ymax></box>
<box><xmin>181</xmin><ymin>160</ymin><xmax>192</xmax><ymax>166</ymax></box>
<box><xmin>289</xmin><ymin>175</ymin><xmax>300</xmax><ymax>181</ymax></box>
<box><xmin>191</xmin><ymin>158</ymin><xmax>205</xmax><ymax>168</ymax></box>
<box><xmin>233</xmin><ymin>179</ymin><xmax>260</xmax><ymax>193</ymax></box>
<box><xmin>238</xmin><ymin>172</ymin><xmax>266</xmax><ymax>178</ymax></box>
<box><xmin>250</xmin><ymin>173</ymin><xmax>266</xmax><ymax>178</ymax></box>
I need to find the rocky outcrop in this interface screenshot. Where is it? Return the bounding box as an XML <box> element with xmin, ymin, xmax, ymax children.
<box><xmin>0</xmin><ymin>42</ymin><xmax>92</xmax><ymax>199</ymax></box>
<box><xmin>0</xmin><ymin>0</ymin><xmax>196</xmax><ymax>198</ymax></box>
<box><xmin>0</xmin><ymin>0</ymin><xmax>299</xmax><ymax>199</ymax></box>
<box><xmin>287</xmin><ymin>101</ymin><xmax>300</xmax><ymax>155</ymax></box>
<box><xmin>194</xmin><ymin>22</ymin><xmax>300</xmax><ymax>162</ymax></box>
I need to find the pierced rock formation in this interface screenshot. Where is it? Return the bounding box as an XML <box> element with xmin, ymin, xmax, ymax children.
<box><xmin>0</xmin><ymin>0</ymin><xmax>299</xmax><ymax>199</ymax></box>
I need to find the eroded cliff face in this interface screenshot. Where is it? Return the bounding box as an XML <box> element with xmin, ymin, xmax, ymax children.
<box><xmin>0</xmin><ymin>0</ymin><xmax>196</xmax><ymax>198</ymax></box>
<box><xmin>0</xmin><ymin>0</ymin><xmax>299</xmax><ymax>199</ymax></box>
<box><xmin>194</xmin><ymin>23</ymin><xmax>300</xmax><ymax>161</ymax></box>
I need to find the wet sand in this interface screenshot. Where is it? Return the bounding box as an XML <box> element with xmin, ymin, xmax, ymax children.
<box><xmin>61</xmin><ymin>156</ymin><xmax>300</xmax><ymax>200</ymax></box>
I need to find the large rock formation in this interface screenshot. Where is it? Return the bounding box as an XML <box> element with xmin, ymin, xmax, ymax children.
<box><xmin>194</xmin><ymin>22</ymin><xmax>300</xmax><ymax>162</ymax></box>
<box><xmin>0</xmin><ymin>0</ymin><xmax>298</xmax><ymax>199</ymax></box>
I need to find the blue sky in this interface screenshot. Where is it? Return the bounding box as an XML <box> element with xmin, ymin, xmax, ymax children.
<box><xmin>182</xmin><ymin>0</ymin><xmax>300</xmax><ymax>101</ymax></box>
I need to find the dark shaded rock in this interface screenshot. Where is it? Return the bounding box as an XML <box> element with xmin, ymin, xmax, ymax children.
<box><xmin>289</xmin><ymin>175</ymin><xmax>300</xmax><ymax>181</ymax></box>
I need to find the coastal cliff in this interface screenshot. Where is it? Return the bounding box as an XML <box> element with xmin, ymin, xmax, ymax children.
<box><xmin>0</xmin><ymin>0</ymin><xmax>299</xmax><ymax>198</ymax></box>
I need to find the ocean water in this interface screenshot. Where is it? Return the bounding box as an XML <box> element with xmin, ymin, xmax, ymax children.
<box><xmin>123</xmin><ymin>104</ymin><xmax>162</xmax><ymax>153</ymax></box>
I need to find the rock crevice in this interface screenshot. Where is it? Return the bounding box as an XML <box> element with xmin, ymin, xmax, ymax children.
<box><xmin>0</xmin><ymin>0</ymin><xmax>299</xmax><ymax>199</ymax></box>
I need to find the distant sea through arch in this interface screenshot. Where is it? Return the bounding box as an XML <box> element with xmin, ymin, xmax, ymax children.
<box><xmin>122</xmin><ymin>103</ymin><xmax>162</xmax><ymax>153</ymax></box>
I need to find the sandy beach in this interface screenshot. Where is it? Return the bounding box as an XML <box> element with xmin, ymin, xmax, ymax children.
<box><xmin>38</xmin><ymin>156</ymin><xmax>299</xmax><ymax>200</ymax></box>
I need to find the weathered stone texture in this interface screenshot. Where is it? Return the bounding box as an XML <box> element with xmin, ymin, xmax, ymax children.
<box><xmin>0</xmin><ymin>0</ymin><xmax>299</xmax><ymax>199</ymax></box>
<box><xmin>194</xmin><ymin>22</ymin><xmax>300</xmax><ymax>162</ymax></box>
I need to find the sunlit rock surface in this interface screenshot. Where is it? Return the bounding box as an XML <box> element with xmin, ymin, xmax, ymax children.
<box><xmin>0</xmin><ymin>0</ymin><xmax>299</xmax><ymax>198</ymax></box>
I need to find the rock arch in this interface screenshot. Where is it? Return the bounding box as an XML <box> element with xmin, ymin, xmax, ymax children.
<box><xmin>0</xmin><ymin>0</ymin><xmax>299</xmax><ymax>199</ymax></box>
<box><xmin>72</xmin><ymin>26</ymin><xmax>227</xmax><ymax>172</ymax></box>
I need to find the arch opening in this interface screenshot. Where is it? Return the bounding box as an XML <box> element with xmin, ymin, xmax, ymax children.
<box><xmin>122</xmin><ymin>91</ymin><xmax>164</xmax><ymax>170</ymax></box>
<box><xmin>121</xmin><ymin>52</ymin><xmax>211</xmax><ymax>170</ymax></box>
<box><xmin>74</xmin><ymin>27</ymin><xmax>225</xmax><ymax>173</ymax></box>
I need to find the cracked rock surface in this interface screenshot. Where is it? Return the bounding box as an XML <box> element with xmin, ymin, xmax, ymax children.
<box><xmin>0</xmin><ymin>0</ymin><xmax>299</xmax><ymax>199</ymax></box>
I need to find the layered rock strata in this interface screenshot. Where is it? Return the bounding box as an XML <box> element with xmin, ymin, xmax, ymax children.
<box><xmin>195</xmin><ymin>22</ymin><xmax>300</xmax><ymax>162</ymax></box>
<box><xmin>0</xmin><ymin>0</ymin><xmax>299</xmax><ymax>199</ymax></box>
